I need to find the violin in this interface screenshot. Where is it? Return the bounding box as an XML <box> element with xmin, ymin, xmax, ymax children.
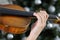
<box><xmin>0</xmin><ymin>4</ymin><xmax>60</xmax><ymax>34</ymax></box>
<box><xmin>0</xmin><ymin>4</ymin><xmax>32</xmax><ymax>34</ymax></box>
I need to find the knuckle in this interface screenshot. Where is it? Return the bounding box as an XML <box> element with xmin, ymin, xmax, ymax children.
<box><xmin>47</xmin><ymin>14</ymin><xmax>49</xmax><ymax>17</ymax></box>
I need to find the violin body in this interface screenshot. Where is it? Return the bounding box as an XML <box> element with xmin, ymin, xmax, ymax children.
<box><xmin>0</xmin><ymin>4</ymin><xmax>31</xmax><ymax>34</ymax></box>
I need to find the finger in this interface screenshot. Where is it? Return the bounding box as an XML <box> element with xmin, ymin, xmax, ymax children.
<box><xmin>38</xmin><ymin>11</ymin><xmax>46</xmax><ymax>21</ymax></box>
<box><xmin>39</xmin><ymin>13</ymin><xmax>46</xmax><ymax>25</ymax></box>
<box><xmin>37</xmin><ymin>13</ymin><xmax>47</xmax><ymax>27</ymax></box>
<box><xmin>40</xmin><ymin>11</ymin><xmax>49</xmax><ymax>21</ymax></box>
<box><xmin>38</xmin><ymin>11</ymin><xmax>48</xmax><ymax>26</ymax></box>
<box><xmin>35</xmin><ymin>12</ymin><xmax>46</xmax><ymax>27</ymax></box>
<box><xmin>33</xmin><ymin>12</ymin><xmax>42</xmax><ymax>20</ymax></box>
<box><xmin>33</xmin><ymin>12</ymin><xmax>43</xmax><ymax>24</ymax></box>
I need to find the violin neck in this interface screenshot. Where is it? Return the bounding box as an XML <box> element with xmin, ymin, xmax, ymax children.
<box><xmin>0</xmin><ymin>7</ymin><xmax>59</xmax><ymax>19</ymax></box>
<box><xmin>0</xmin><ymin>7</ymin><xmax>34</xmax><ymax>17</ymax></box>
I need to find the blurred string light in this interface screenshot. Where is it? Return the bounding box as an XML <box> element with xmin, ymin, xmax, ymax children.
<box><xmin>0</xmin><ymin>0</ymin><xmax>10</xmax><ymax>5</ymax></box>
<box><xmin>35</xmin><ymin>0</ymin><xmax>42</xmax><ymax>5</ymax></box>
<box><xmin>47</xmin><ymin>23</ymin><xmax>53</xmax><ymax>28</ymax></box>
<box><xmin>47</xmin><ymin>21</ymin><xmax>60</xmax><ymax>29</ymax></box>
<box><xmin>53</xmin><ymin>0</ymin><xmax>58</xmax><ymax>2</ymax></box>
<box><xmin>58</xmin><ymin>13</ymin><xmax>60</xmax><ymax>17</ymax></box>
<box><xmin>48</xmin><ymin>5</ymin><xmax>56</xmax><ymax>13</ymax></box>
<box><xmin>7</xmin><ymin>34</ymin><xmax>14</xmax><ymax>39</ymax></box>
<box><xmin>53</xmin><ymin>24</ymin><xmax>59</xmax><ymax>28</ymax></box>
<box><xmin>24</xmin><ymin>7</ymin><xmax>30</xmax><ymax>12</ymax></box>
<box><xmin>54</xmin><ymin>36</ymin><xmax>60</xmax><ymax>40</ymax></box>
<box><xmin>52</xmin><ymin>0</ymin><xmax>58</xmax><ymax>4</ymax></box>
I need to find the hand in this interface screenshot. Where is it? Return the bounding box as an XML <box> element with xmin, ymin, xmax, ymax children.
<box><xmin>26</xmin><ymin>10</ymin><xmax>49</xmax><ymax>40</ymax></box>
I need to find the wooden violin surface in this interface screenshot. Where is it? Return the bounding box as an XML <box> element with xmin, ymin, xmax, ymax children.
<box><xmin>0</xmin><ymin>4</ymin><xmax>32</xmax><ymax>34</ymax></box>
